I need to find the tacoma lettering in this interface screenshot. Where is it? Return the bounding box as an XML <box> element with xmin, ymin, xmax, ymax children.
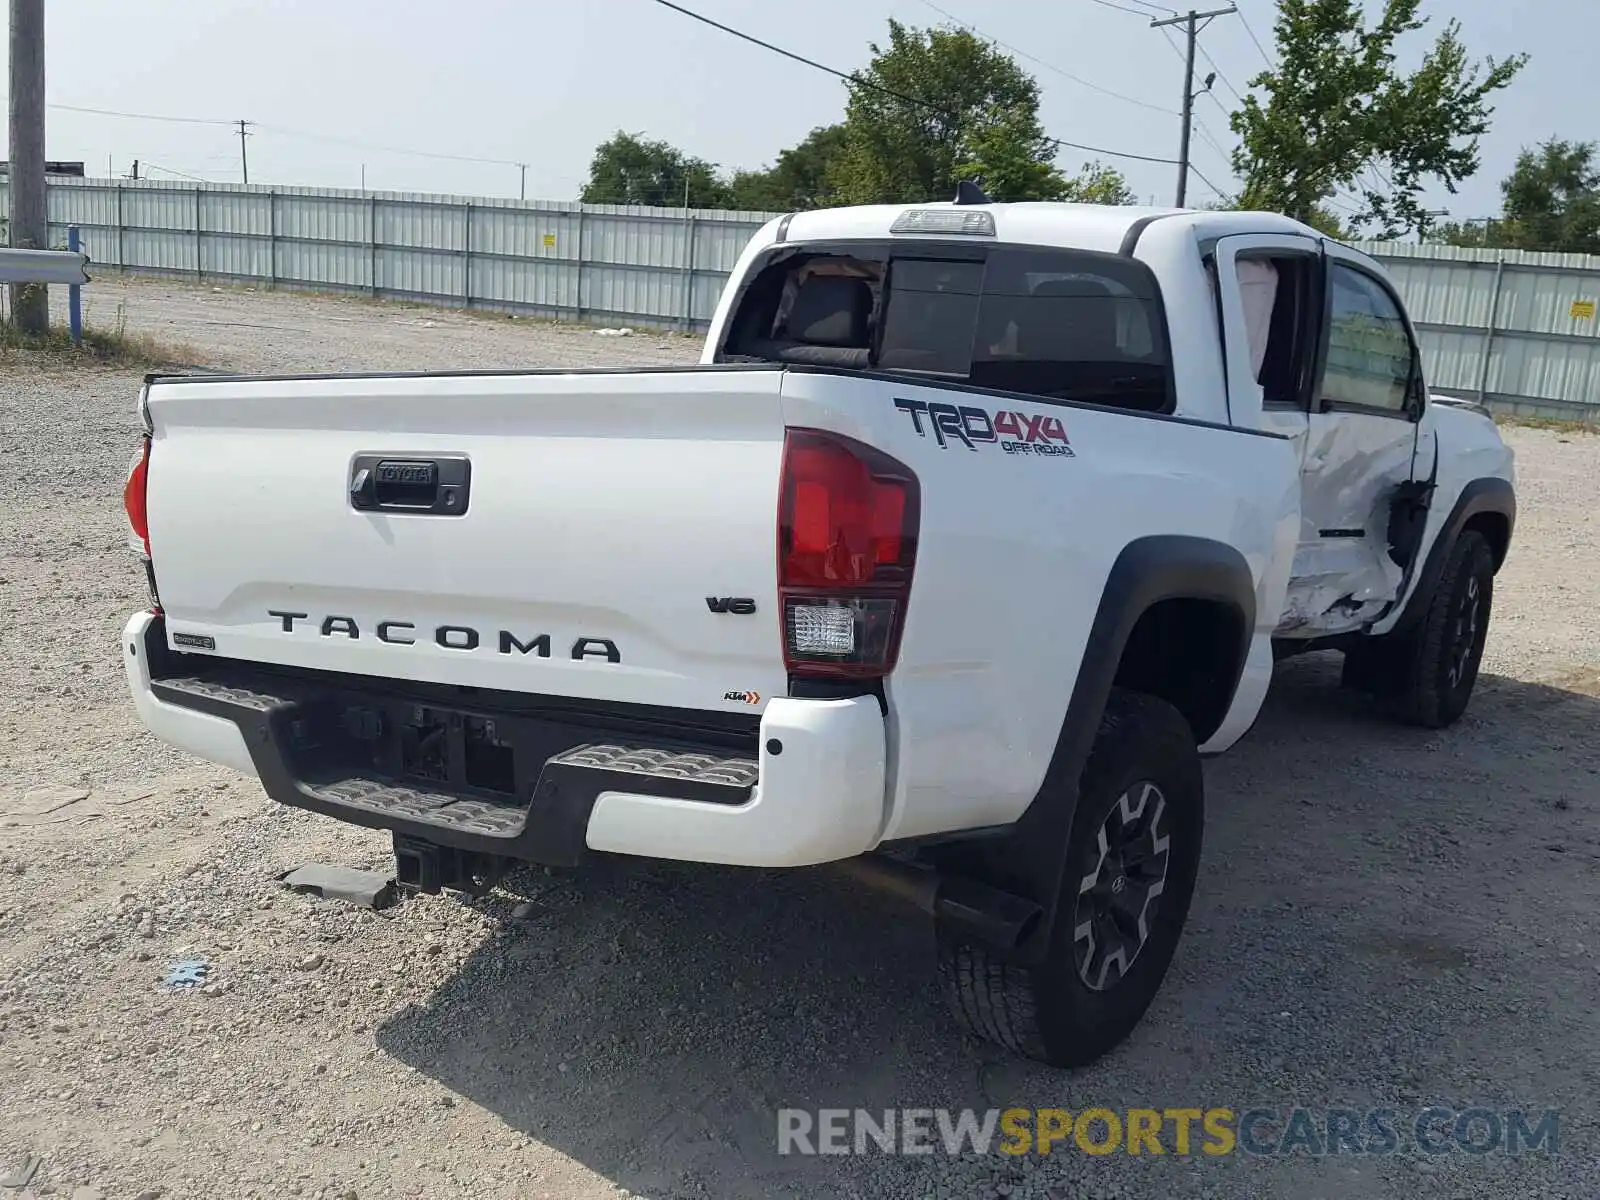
<box><xmin>267</xmin><ymin>612</ymin><xmax>619</xmax><ymax>662</ymax></box>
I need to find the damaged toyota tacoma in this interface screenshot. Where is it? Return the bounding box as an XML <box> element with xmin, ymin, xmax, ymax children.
<box><xmin>121</xmin><ymin>193</ymin><xmax>1514</xmax><ymax>1068</ymax></box>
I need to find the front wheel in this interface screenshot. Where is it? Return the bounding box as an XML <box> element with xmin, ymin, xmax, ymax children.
<box><xmin>1343</xmin><ymin>529</ymin><xmax>1496</xmax><ymax>729</ymax></box>
<box><xmin>938</xmin><ymin>688</ymin><xmax>1203</xmax><ymax>1068</ymax></box>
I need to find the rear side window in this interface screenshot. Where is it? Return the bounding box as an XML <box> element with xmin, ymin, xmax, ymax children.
<box><xmin>720</xmin><ymin>243</ymin><xmax>1173</xmax><ymax>414</ymax></box>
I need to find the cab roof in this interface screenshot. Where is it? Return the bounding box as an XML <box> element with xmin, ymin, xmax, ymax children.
<box><xmin>775</xmin><ymin>200</ymin><xmax>1330</xmax><ymax>257</ymax></box>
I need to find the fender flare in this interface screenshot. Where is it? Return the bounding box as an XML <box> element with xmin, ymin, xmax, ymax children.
<box><xmin>946</xmin><ymin>535</ymin><xmax>1256</xmax><ymax>964</ymax></box>
<box><xmin>1387</xmin><ymin>476</ymin><xmax>1515</xmax><ymax>636</ymax></box>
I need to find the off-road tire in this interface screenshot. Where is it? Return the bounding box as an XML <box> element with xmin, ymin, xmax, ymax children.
<box><xmin>1342</xmin><ymin>529</ymin><xmax>1495</xmax><ymax>729</ymax></box>
<box><xmin>937</xmin><ymin>688</ymin><xmax>1203</xmax><ymax>1068</ymax></box>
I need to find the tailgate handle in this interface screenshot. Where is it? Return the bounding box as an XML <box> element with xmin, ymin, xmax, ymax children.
<box><xmin>349</xmin><ymin>454</ymin><xmax>471</xmax><ymax>516</ymax></box>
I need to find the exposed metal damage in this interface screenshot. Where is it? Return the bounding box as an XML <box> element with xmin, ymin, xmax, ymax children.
<box><xmin>1275</xmin><ymin>486</ymin><xmax>1408</xmax><ymax>636</ymax></box>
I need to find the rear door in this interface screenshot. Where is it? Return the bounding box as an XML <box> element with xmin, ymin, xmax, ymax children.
<box><xmin>143</xmin><ymin>368</ymin><xmax>792</xmax><ymax>715</ymax></box>
<box><xmin>1211</xmin><ymin>232</ymin><xmax>1321</xmax><ymax>439</ymax></box>
<box><xmin>1214</xmin><ymin>234</ymin><xmax>1424</xmax><ymax>635</ymax></box>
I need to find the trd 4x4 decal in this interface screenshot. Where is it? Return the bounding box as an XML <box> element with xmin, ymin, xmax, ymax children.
<box><xmin>893</xmin><ymin>398</ymin><xmax>1075</xmax><ymax>458</ymax></box>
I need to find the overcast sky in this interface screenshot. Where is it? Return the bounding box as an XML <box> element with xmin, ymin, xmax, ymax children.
<box><xmin>3</xmin><ymin>0</ymin><xmax>1585</xmax><ymax>221</ymax></box>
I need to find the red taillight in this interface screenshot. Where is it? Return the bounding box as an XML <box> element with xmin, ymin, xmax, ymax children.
<box><xmin>124</xmin><ymin>436</ymin><xmax>151</xmax><ymax>558</ymax></box>
<box><xmin>777</xmin><ymin>429</ymin><xmax>919</xmax><ymax>680</ymax></box>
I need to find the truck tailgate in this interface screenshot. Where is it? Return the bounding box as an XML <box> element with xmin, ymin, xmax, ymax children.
<box><xmin>142</xmin><ymin>368</ymin><xmax>790</xmax><ymax>714</ymax></box>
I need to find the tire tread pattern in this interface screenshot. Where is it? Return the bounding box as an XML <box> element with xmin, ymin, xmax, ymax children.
<box><xmin>1394</xmin><ymin>529</ymin><xmax>1494</xmax><ymax>729</ymax></box>
<box><xmin>937</xmin><ymin>690</ymin><xmax>1197</xmax><ymax>1067</ymax></box>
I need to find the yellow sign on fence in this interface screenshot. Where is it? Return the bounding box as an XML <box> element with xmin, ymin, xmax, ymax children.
<box><xmin>1571</xmin><ymin>299</ymin><xmax>1596</xmax><ymax>320</ymax></box>
<box><xmin>542</xmin><ymin>233</ymin><xmax>557</xmax><ymax>249</ymax></box>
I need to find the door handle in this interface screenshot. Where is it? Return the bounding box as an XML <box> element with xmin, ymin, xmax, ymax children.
<box><xmin>348</xmin><ymin>455</ymin><xmax>471</xmax><ymax>516</ymax></box>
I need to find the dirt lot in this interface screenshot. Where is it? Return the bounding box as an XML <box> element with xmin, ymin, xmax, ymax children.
<box><xmin>2</xmin><ymin>275</ymin><xmax>1598</xmax><ymax>1200</ymax></box>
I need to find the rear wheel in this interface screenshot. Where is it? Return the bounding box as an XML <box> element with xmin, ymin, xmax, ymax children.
<box><xmin>938</xmin><ymin>688</ymin><xmax>1203</xmax><ymax>1068</ymax></box>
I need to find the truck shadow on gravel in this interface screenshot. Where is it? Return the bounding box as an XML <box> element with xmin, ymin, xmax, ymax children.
<box><xmin>375</xmin><ymin>652</ymin><xmax>1600</xmax><ymax>1199</ymax></box>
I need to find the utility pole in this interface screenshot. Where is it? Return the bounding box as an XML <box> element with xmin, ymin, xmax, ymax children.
<box><xmin>8</xmin><ymin>0</ymin><xmax>48</xmax><ymax>333</ymax></box>
<box><xmin>685</xmin><ymin>162</ymin><xmax>718</xmax><ymax>213</ymax></box>
<box><xmin>518</xmin><ymin>163</ymin><xmax>527</xmax><ymax>201</ymax></box>
<box><xmin>236</xmin><ymin>119</ymin><xmax>252</xmax><ymax>185</ymax></box>
<box><xmin>131</xmin><ymin>158</ymin><xmax>140</xmax><ymax>181</ymax></box>
<box><xmin>1150</xmin><ymin>6</ymin><xmax>1236</xmax><ymax>208</ymax></box>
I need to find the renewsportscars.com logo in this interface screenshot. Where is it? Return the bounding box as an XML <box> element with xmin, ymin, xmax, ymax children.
<box><xmin>776</xmin><ymin>1106</ymin><xmax>1561</xmax><ymax>1158</ymax></box>
<box><xmin>894</xmin><ymin>398</ymin><xmax>1075</xmax><ymax>458</ymax></box>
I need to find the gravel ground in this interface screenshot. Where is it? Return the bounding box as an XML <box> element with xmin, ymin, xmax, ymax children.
<box><xmin>2</xmin><ymin>275</ymin><xmax>1598</xmax><ymax>1200</ymax></box>
<box><xmin>66</xmin><ymin>274</ymin><xmax>704</xmax><ymax>375</ymax></box>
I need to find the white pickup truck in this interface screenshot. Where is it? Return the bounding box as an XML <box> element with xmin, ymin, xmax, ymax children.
<box><xmin>121</xmin><ymin>194</ymin><xmax>1515</xmax><ymax>1068</ymax></box>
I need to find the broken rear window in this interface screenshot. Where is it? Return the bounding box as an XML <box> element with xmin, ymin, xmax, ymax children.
<box><xmin>719</xmin><ymin>241</ymin><xmax>1174</xmax><ymax>414</ymax></box>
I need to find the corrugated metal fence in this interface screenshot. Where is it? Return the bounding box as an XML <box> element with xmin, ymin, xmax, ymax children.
<box><xmin>4</xmin><ymin>177</ymin><xmax>1597</xmax><ymax>420</ymax></box>
<box><xmin>1350</xmin><ymin>241</ymin><xmax>1600</xmax><ymax>421</ymax></box>
<box><xmin>5</xmin><ymin>176</ymin><xmax>778</xmax><ymax>331</ymax></box>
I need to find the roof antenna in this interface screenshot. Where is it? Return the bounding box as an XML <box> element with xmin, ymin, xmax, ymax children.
<box><xmin>953</xmin><ymin>178</ymin><xmax>992</xmax><ymax>206</ymax></box>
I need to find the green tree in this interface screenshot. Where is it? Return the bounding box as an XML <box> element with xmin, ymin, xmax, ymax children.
<box><xmin>1058</xmin><ymin>161</ymin><xmax>1137</xmax><ymax>206</ymax></box>
<box><xmin>726</xmin><ymin>125</ymin><xmax>847</xmax><ymax>212</ymax></box>
<box><xmin>1231</xmin><ymin>0</ymin><xmax>1526</xmax><ymax>237</ymax></box>
<box><xmin>580</xmin><ymin>131</ymin><xmax>730</xmax><ymax>208</ymax></box>
<box><xmin>1498</xmin><ymin>139</ymin><xmax>1600</xmax><ymax>253</ymax></box>
<box><xmin>1300</xmin><ymin>205</ymin><xmax>1353</xmax><ymax>239</ymax></box>
<box><xmin>951</xmin><ymin>99</ymin><xmax>1070</xmax><ymax>202</ymax></box>
<box><xmin>828</xmin><ymin>20</ymin><xmax>1067</xmax><ymax>204</ymax></box>
<box><xmin>1439</xmin><ymin>140</ymin><xmax>1600</xmax><ymax>252</ymax></box>
<box><xmin>1203</xmin><ymin>192</ymin><xmax>1351</xmax><ymax>238</ymax></box>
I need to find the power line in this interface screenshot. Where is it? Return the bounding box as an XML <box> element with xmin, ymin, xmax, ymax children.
<box><xmin>1237</xmin><ymin>5</ymin><xmax>1274</xmax><ymax>66</ymax></box>
<box><xmin>1192</xmin><ymin>118</ymin><xmax>1233</xmax><ymax>162</ymax></box>
<box><xmin>1149</xmin><ymin>6</ymin><xmax>1240</xmax><ymax>206</ymax></box>
<box><xmin>918</xmin><ymin>0</ymin><xmax>1178</xmax><ymax>115</ymax></box>
<box><xmin>141</xmin><ymin>161</ymin><xmax>209</xmax><ymax>183</ymax></box>
<box><xmin>253</xmin><ymin>122</ymin><xmax>525</xmax><ymax>168</ymax></box>
<box><xmin>1087</xmin><ymin>0</ymin><xmax>1168</xmax><ymax>16</ymax></box>
<box><xmin>50</xmin><ymin>102</ymin><xmax>528</xmax><ymax>172</ymax></box>
<box><xmin>1193</xmin><ymin>38</ymin><xmax>1243</xmax><ymax>102</ymax></box>
<box><xmin>47</xmin><ymin>102</ymin><xmax>233</xmax><ymax>126</ymax></box>
<box><xmin>1156</xmin><ymin>23</ymin><xmax>1241</xmax><ymax>177</ymax></box>
<box><xmin>1187</xmin><ymin>161</ymin><xmax>1228</xmax><ymax>200</ymax></box>
<box><xmin>1157</xmin><ymin>25</ymin><xmax>1185</xmax><ymax>62</ymax></box>
<box><xmin>1200</xmin><ymin>87</ymin><xmax>1233</xmax><ymax>120</ymax></box>
<box><xmin>1053</xmin><ymin>140</ymin><xmax>1179</xmax><ymax>166</ymax></box>
<box><xmin>1159</xmin><ymin>23</ymin><xmax>1242</xmax><ymax>109</ymax></box>
<box><xmin>1164</xmin><ymin>29</ymin><xmax>1242</xmax><ymax>126</ymax></box>
<box><xmin>647</xmin><ymin>0</ymin><xmax>881</xmax><ymax>98</ymax></box>
<box><xmin>648</xmin><ymin>0</ymin><xmax>1180</xmax><ymax>165</ymax></box>
<box><xmin>1320</xmin><ymin>183</ymin><xmax>1368</xmax><ymax>216</ymax></box>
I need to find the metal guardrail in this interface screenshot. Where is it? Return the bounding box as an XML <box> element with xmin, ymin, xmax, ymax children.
<box><xmin>0</xmin><ymin>233</ymin><xmax>89</xmax><ymax>342</ymax></box>
<box><xmin>0</xmin><ymin>244</ymin><xmax>89</xmax><ymax>283</ymax></box>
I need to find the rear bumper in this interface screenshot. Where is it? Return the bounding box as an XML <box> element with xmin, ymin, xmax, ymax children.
<box><xmin>122</xmin><ymin>611</ymin><xmax>887</xmax><ymax>868</ymax></box>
